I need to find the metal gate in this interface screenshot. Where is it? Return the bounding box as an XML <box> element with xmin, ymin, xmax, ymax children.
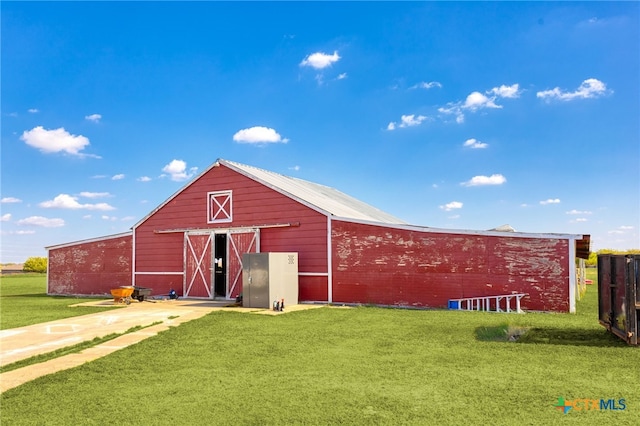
<box><xmin>598</xmin><ymin>254</ymin><xmax>640</xmax><ymax>345</ymax></box>
<box><xmin>184</xmin><ymin>229</ymin><xmax>259</xmax><ymax>299</ymax></box>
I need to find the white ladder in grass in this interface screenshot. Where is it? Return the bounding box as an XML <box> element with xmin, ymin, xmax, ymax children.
<box><xmin>449</xmin><ymin>293</ymin><xmax>527</xmax><ymax>313</ymax></box>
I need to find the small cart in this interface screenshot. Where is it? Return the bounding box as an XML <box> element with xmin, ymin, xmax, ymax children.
<box><xmin>132</xmin><ymin>286</ymin><xmax>152</xmax><ymax>302</ymax></box>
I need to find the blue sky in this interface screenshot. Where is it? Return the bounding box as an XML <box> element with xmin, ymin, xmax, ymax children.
<box><xmin>1</xmin><ymin>1</ymin><xmax>638</xmax><ymax>263</ymax></box>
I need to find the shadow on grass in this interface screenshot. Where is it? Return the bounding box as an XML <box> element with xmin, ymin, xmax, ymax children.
<box><xmin>517</xmin><ymin>327</ymin><xmax>628</xmax><ymax>347</ymax></box>
<box><xmin>475</xmin><ymin>325</ymin><xmax>628</xmax><ymax>347</ymax></box>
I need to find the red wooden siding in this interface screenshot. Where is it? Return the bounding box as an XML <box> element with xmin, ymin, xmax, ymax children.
<box><xmin>134</xmin><ymin>164</ymin><xmax>329</xmax><ymax>298</ymax></box>
<box><xmin>134</xmin><ymin>274</ymin><xmax>184</xmax><ymax>294</ymax></box>
<box><xmin>48</xmin><ymin>234</ymin><xmax>132</xmax><ymax>296</ymax></box>
<box><xmin>331</xmin><ymin>221</ymin><xmax>570</xmax><ymax>312</ymax></box>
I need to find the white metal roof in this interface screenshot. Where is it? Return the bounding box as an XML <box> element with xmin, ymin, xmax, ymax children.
<box><xmin>219</xmin><ymin>159</ymin><xmax>407</xmax><ymax>224</ymax></box>
<box><xmin>46</xmin><ymin>231</ymin><xmax>133</xmax><ymax>250</ymax></box>
<box><xmin>132</xmin><ymin>158</ymin><xmax>585</xmax><ymax>244</ymax></box>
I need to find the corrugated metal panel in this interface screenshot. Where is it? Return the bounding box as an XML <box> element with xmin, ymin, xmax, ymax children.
<box><xmin>220</xmin><ymin>159</ymin><xmax>407</xmax><ymax>224</ymax></box>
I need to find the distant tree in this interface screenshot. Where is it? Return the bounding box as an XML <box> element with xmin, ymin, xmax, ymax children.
<box><xmin>23</xmin><ymin>257</ymin><xmax>47</xmax><ymax>273</ymax></box>
<box><xmin>585</xmin><ymin>252</ymin><xmax>597</xmax><ymax>267</ymax></box>
<box><xmin>585</xmin><ymin>249</ymin><xmax>640</xmax><ymax>267</ymax></box>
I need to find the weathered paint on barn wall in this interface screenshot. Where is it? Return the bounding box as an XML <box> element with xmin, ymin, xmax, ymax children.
<box><xmin>134</xmin><ymin>163</ymin><xmax>329</xmax><ymax>299</ymax></box>
<box><xmin>331</xmin><ymin>220</ymin><xmax>570</xmax><ymax>312</ymax></box>
<box><xmin>46</xmin><ymin>160</ymin><xmax>579</xmax><ymax>312</ymax></box>
<box><xmin>48</xmin><ymin>234</ymin><xmax>132</xmax><ymax>296</ymax></box>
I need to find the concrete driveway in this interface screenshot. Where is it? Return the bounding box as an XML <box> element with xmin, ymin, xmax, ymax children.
<box><xmin>0</xmin><ymin>299</ymin><xmax>322</xmax><ymax>392</ymax></box>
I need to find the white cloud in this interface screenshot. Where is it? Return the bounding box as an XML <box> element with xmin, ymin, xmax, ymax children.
<box><xmin>410</xmin><ymin>81</ymin><xmax>442</xmax><ymax>90</ymax></box>
<box><xmin>112</xmin><ymin>174</ymin><xmax>125</xmax><ymax>180</ymax></box>
<box><xmin>461</xmin><ymin>174</ymin><xmax>507</xmax><ymax>187</ymax></box>
<box><xmin>137</xmin><ymin>176</ymin><xmax>152</xmax><ymax>182</ymax></box>
<box><xmin>82</xmin><ymin>215</ymin><xmax>92</xmax><ymax>219</ymax></box>
<box><xmin>1</xmin><ymin>213</ymin><xmax>11</xmax><ymax>222</ymax></box>
<box><xmin>463</xmin><ymin>138</ymin><xmax>488</xmax><ymax>149</ymax></box>
<box><xmin>28</xmin><ymin>108</ymin><xmax>39</xmax><ymax>113</ymax></box>
<box><xmin>439</xmin><ymin>83</ymin><xmax>519</xmax><ymax>123</ymax></box>
<box><xmin>79</xmin><ymin>192</ymin><xmax>111</xmax><ymax>199</ymax></box>
<box><xmin>440</xmin><ymin>201</ymin><xmax>463</xmax><ymax>211</ymax></box>
<box><xmin>17</xmin><ymin>216</ymin><xmax>65</xmax><ymax>227</ymax></box>
<box><xmin>101</xmin><ymin>215</ymin><xmax>118</xmax><ymax>221</ymax></box>
<box><xmin>401</xmin><ymin>114</ymin><xmax>427</xmax><ymax>127</ymax></box>
<box><xmin>540</xmin><ymin>198</ymin><xmax>561</xmax><ymax>205</ymax></box>
<box><xmin>233</xmin><ymin>126</ymin><xmax>288</xmax><ymax>144</ymax></box>
<box><xmin>566</xmin><ymin>209</ymin><xmax>592</xmax><ymax>215</ymax></box>
<box><xmin>575</xmin><ymin>218</ymin><xmax>588</xmax><ymax>222</ymax></box>
<box><xmin>161</xmin><ymin>159</ymin><xmax>198</xmax><ymax>182</ymax></box>
<box><xmin>300</xmin><ymin>51</ymin><xmax>340</xmax><ymax>69</ymax></box>
<box><xmin>488</xmin><ymin>84</ymin><xmax>521</xmax><ymax>98</ymax></box>
<box><xmin>120</xmin><ymin>216</ymin><xmax>136</xmax><ymax>222</ymax></box>
<box><xmin>464</xmin><ymin>92</ymin><xmax>500</xmax><ymax>110</ymax></box>
<box><xmin>609</xmin><ymin>225</ymin><xmax>635</xmax><ymax>234</ymax></box>
<box><xmin>537</xmin><ymin>78</ymin><xmax>610</xmax><ymax>101</ymax></box>
<box><xmin>85</xmin><ymin>113</ymin><xmax>102</xmax><ymax>123</ymax></box>
<box><xmin>289</xmin><ymin>165</ymin><xmax>300</xmax><ymax>172</ymax></box>
<box><xmin>39</xmin><ymin>194</ymin><xmax>116</xmax><ymax>211</ymax></box>
<box><xmin>1</xmin><ymin>197</ymin><xmax>22</xmax><ymax>203</ymax></box>
<box><xmin>84</xmin><ymin>114</ymin><xmax>102</xmax><ymax>123</ymax></box>
<box><xmin>337</xmin><ymin>73</ymin><xmax>348</xmax><ymax>80</ymax></box>
<box><xmin>387</xmin><ymin>114</ymin><xmax>428</xmax><ymax>130</ymax></box>
<box><xmin>20</xmin><ymin>126</ymin><xmax>97</xmax><ymax>157</ymax></box>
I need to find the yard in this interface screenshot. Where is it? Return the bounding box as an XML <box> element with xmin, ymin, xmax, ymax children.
<box><xmin>1</xmin><ymin>271</ymin><xmax>638</xmax><ymax>425</ymax></box>
<box><xmin>0</xmin><ymin>274</ymin><xmax>118</xmax><ymax>330</ymax></box>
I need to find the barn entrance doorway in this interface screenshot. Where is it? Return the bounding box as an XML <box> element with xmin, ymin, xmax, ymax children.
<box><xmin>184</xmin><ymin>229</ymin><xmax>259</xmax><ymax>299</ymax></box>
<box><xmin>213</xmin><ymin>234</ymin><xmax>227</xmax><ymax>298</ymax></box>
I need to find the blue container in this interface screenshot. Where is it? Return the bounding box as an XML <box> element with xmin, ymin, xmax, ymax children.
<box><xmin>448</xmin><ymin>300</ymin><xmax>459</xmax><ymax>310</ymax></box>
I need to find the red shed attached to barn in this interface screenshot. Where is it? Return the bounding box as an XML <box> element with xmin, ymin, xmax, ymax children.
<box><xmin>47</xmin><ymin>159</ymin><xmax>588</xmax><ymax>312</ymax></box>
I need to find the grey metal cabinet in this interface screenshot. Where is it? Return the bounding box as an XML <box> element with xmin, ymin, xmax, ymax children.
<box><xmin>242</xmin><ymin>252</ymin><xmax>299</xmax><ymax>309</ymax></box>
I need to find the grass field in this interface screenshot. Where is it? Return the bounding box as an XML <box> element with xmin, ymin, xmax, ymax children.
<box><xmin>0</xmin><ymin>274</ymin><xmax>117</xmax><ymax>330</ymax></box>
<box><xmin>1</xmin><ymin>271</ymin><xmax>639</xmax><ymax>425</ymax></box>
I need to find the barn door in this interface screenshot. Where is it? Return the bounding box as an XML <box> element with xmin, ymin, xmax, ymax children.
<box><xmin>227</xmin><ymin>229</ymin><xmax>259</xmax><ymax>299</ymax></box>
<box><xmin>184</xmin><ymin>233</ymin><xmax>214</xmax><ymax>298</ymax></box>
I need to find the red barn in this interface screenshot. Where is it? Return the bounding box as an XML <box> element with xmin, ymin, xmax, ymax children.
<box><xmin>47</xmin><ymin>159</ymin><xmax>589</xmax><ymax>312</ymax></box>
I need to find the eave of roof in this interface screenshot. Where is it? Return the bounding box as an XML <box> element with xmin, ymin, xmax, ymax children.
<box><xmin>130</xmin><ymin>158</ymin><xmax>589</xmax><ymax>250</ymax></box>
<box><xmin>46</xmin><ymin>231</ymin><xmax>133</xmax><ymax>251</ymax></box>
<box><xmin>133</xmin><ymin>158</ymin><xmax>407</xmax><ymax>230</ymax></box>
<box><xmin>220</xmin><ymin>159</ymin><xmax>407</xmax><ymax>224</ymax></box>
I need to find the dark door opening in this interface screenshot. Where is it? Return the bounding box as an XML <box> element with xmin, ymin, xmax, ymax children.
<box><xmin>214</xmin><ymin>234</ymin><xmax>227</xmax><ymax>298</ymax></box>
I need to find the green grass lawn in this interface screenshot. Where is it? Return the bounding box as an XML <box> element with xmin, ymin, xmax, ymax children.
<box><xmin>1</xmin><ymin>271</ymin><xmax>639</xmax><ymax>425</ymax></box>
<box><xmin>0</xmin><ymin>274</ymin><xmax>117</xmax><ymax>329</ymax></box>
